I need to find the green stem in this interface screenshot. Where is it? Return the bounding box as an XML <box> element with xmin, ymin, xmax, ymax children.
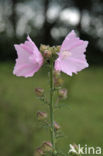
<box><xmin>49</xmin><ymin>58</ymin><xmax>55</xmax><ymax>155</ymax></box>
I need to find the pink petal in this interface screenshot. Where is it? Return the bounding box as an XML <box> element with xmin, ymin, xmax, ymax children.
<box><xmin>55</xmin><ymin>30</ymin><xmax>89</xmax><ymax>76</ymax></box>
<box><xmin>13</xmin><ymin>36</ymin><xmax>43</xmax><ymax>78</ymax></box>
<box><xmin>54</xmin><ymin>58</ymin><xmax>61</xmax><ymax>71</ymax></box>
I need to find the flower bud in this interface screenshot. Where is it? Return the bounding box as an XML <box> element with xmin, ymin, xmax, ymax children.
<box><xmin>58</xmin><ymin>88</ymin><xmax>67</xmax><ymax>99</ymax></box>
<box><xmin>56</xmin><ymin>45</ymin><xmax>61</xmax><ymax>52</ymax></box>
<box><xmin>44</xmin><ymin>50</ymin><xmax>52</xmax><ymax>58</ymax></box>
<box><xmin>40</xmin><ymin>44</ymin><xmax>48</xmax><ymax>52</ymax></box>
<box><xmin>37</xmin><ymin>111</ymin><xmax>47</xmax><ymax>120</ymax></box>
<box><xmin>35</xmin><ymin>88</ymin><xmax>44</xmax><ymax>96</ymax></box>
<box><xmin>34</xmin><ymin>148</ymin><xmax>44</xmax><ymax>156</ymax></box>
<box><xmin>54</xmin><ymin>122</ymin><xmax>60</xmax><ymax>131</ymax></box>
<box><xmin>54</xmin><ymin>78</ymin><xmax>63</xmax><ymax>87</ymax></box>
<box><xmin>41</xmin><ymin>141</ymin><xmax>53</xmax><ymax>152</ymax></box>
<box><xmin>50</xmin><ymin>46</ymin><xmax>57</xmax><ymax>55</ymax></box>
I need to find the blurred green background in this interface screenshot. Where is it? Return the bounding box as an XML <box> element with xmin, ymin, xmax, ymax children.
<box><xmin>0</xmin><ymin>0</ymin><xmax>103</xmax><ymax>156</ymax></box>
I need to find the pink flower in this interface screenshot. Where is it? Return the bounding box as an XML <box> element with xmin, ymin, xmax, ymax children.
<box><xmin>55</xmin><ymin>30</ymin><xmax>89</xmax><ymax>76</ymax></box>
<box><xmin>13</xmin><ymin>36</ymin><xmax>43</xmax><ymax>78</ymax></box>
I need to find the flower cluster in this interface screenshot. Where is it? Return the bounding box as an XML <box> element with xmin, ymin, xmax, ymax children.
<box><xmin>13</xmin><ymin>30</ymin><xmax>89</xmax><ymax>78</ymax></box>
<box><xmin>13</xmin><ymin>30</ymin><xmax>89</xmax><ymax>156</ymax></box>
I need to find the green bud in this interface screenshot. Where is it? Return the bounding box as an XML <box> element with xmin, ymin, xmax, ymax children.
<box><xmin>58</xmin><ymin>88</ymin><xmax>67</xmax><ymax>99</ymax></box>
<box><xmin>56</xmin><ymin>45</ymin><xmax>61</xmax><ymax>52</ymax></box>
<box><xmin>54</xmin><ymin>121</ymin><xmax>60</xmax><ymax>131</ymax></box>
<box><xmin>34</xmin><ymin>148</ymin><xmax>44</xmax><ymax>156</ymax></box>
<box><xmin>35</xmin><ymin>88</ymin><xmax>44</xmax><ymax>96</ymax></box>
<box><xmin>41</xmin><ymin>141</ymin><xmax>53</xmax><ymax>152</ymax></box>
<box><xmin>37</xmin><ymin>111</ymin><xmax>47</xmax><ymax>120</ymax></box>
<box><xmin>44</xmin><ymin>50</ymin><xmax>52</xmax><ymax>58</ymax></box>
<box><xmin>40</xmin><ymin>44</ymin><xmax>49</xmax><ymax>52</ymax></box>
<box><xmin>50</xmin><ymin>46</ymin><xmax>56</xmax><ymax>55</ymax></box>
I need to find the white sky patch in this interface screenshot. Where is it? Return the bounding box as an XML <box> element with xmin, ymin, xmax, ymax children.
<box><xmin>47</xmin><ymin>6</ymin><xmax>60</xmax><ymax>22</ymax></box>
<box><xmin>82</xmin><ymin>12</ymin><xmax>90</xmax><ymax>29</ymax></box>
<box><xmin>51</xmin><ymin>27</ymin><xmax>67</xmax><ymax>39</ymax></box>
<box><xmin>97</xmin><ymin>28</ymin><xmax>103</xmax><ymax>37</ymax></box>
<box><xmin>16</xmin><ymin>3</ymin><xmax>35</xmax><ymax>18</ymax></box>
<box><xmin>0</xmin><ymin>1</ymin><xmax>12</xmax><ymax>34</ymax></box>
<box><xmin>16</xmin><ymin>4</ymin><xmax>35</xmax><ymax>36</ymax></box>
<box><xmin>34</xmin><ymin>13</ymin><xmax>44</xmax><ymax>28</ymax></box>
<box><xmin>60</xmin><ymin>8</ymin><xmax>80</xmax><ymax>25</ymax></box>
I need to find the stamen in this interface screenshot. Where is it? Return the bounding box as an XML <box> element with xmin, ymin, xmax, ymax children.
<box><xmin>62</xmin><ymin>50</ymin><xmax>72</xmax><ymax>59</ymax></box>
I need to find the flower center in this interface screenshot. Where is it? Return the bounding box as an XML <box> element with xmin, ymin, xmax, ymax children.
<box><xmin>62</xmin><ymin>50</ymin><xmax>72</xmax><ymax>59</ymax></box>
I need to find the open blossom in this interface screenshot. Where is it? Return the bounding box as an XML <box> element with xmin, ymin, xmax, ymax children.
<box><xmin>55</xmin><ymin>30</ymin><xmax>89</xmax><ymax>76</ymax></box>
<box><xmin>13</xmin><ymin>36</ymin><xmax>43</xmax><ymax>78</ymax></box>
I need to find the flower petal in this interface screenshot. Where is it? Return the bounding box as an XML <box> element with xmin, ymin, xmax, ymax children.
<box><xmin>55</xmin><ymin>30</ymin><xmax>89</xmax><ymax>76</ymax></box>
<box><xmin>13</xmin><ymin>36</ymin><xmax>43</xmax><ymax>78</ymax></box>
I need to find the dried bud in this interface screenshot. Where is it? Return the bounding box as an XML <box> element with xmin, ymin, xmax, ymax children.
<box><xmin>58</xmin><ymin>88</ymin><xmax>67</xmax><ymax>99</ymax></box>
<box><xmin>35</xmin><ymin>88</ymin><xmax>44</xmax><ymax>96</ymax></box>
<box><xmin>41</xmin><ymin>142</ymin><xmax>53</xmax><ymax>152</ymax></box>
<box><xmin>54</xmin><ymin>78</ymin><xmax>63</xmax><ymax>87</ymax></box>
<box><xmin>34</xmin><ymin>148</ymin><xmax>44</xmax><ymax>156</ymax></box>
<box><xmin>44</xmin><ymin>50</ymin><xmax>52</xmax><ymax>58</ymax></box>
<box><xmin>54</xmin><ymin>122</ymin><xmax>60</xmax><ymax>130</ymax></box>
<box><xmin>40</xmin><ymin>44</ymin><xmax>48</xmax><ymax>52</ymax></box>
<box><xmin>37</xmin><ymin>111</ymin><xmax>47</xmax><ymax>120</ymax></box>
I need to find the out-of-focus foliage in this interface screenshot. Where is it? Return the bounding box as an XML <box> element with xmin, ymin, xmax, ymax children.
<box><xmin>0</xmin><ymin>1</ymin><xmax>103</xmax><ymax>156</ymax></box>
<box><xmin>0</xmin><ymin>0</ymin><xmax>103</xmax><ymax>64</ymax></box>
<box><xmin>0</xmin><ymin>63</ymin><xmax>103</xmax><ymax>156</ymax></box>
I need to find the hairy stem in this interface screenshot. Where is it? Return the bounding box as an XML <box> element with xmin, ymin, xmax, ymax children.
<box><xmin>49</xmin><ymin>58</ymin><xmax>55</xmax><ymax>155</ymax></box>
